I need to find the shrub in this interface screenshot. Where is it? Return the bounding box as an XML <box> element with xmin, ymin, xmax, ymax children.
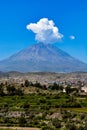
<box><xmin>41</xmin><ymin>126</ymin><xmax>54</xmax><ymax>130</ymax></box>
<box><xmin>18</xmin><ymin>116</ymin><xmax>27</xmax><ymax>127</ymax></box>
<box><xmin>52</xmin><ymin>118</ymin><xmax>61</xmax><ymax>128</ymax></box>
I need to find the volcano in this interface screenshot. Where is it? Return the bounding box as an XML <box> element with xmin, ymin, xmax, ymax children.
<box><xmin>0</xmin><ymin>43</ymin><xmax>87</xmax><ymax>72</ymax></box>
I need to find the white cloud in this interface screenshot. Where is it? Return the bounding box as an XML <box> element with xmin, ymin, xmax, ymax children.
<box><xmin>26</xmin><ymin>18</ymin><xmax>63</xmax><ymax>44</ymax></box>
<box><xmin>69</xmin><ymin>35</ymin><xmax>75</xmax><ymax>40</ymax></box>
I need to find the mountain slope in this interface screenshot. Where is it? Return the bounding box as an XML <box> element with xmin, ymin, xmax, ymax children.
<box><xmin>0</xmin><ymin>43</ymin><xmax>87</xmax><ymax>72</ymax></box>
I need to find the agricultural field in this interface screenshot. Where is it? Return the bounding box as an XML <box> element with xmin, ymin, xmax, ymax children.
<box><xmin>0</xmin><ymin>127</ymin><xmax>40</xmax><ymax>130</ymax></box>
<box><xmin>0</xmin><ymin>72</ymin><xmax>87</xmax><ymax>130</ymax></box>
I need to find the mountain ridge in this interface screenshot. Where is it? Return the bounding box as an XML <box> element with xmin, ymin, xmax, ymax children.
<box><xmin>0</xmin><ymin>43</ymin><xmax>87</xmax><ymax>72</ymax></box>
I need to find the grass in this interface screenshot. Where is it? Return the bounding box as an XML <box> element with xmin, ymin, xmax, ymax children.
<box><xmin>63</xmin><ymin>107</ymin><xmax>87</xmax><ymax>113</ymax></box>
<box><xmin>0</xmin><ymin>92</ymin><xmax>87</xmax><ymax>112</ymax></box>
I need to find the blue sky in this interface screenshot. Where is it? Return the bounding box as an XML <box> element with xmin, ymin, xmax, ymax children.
<box><xmin>0</xmin><ymin>0</ymin><xmax>87</xmax><ymax>63</ymax></box>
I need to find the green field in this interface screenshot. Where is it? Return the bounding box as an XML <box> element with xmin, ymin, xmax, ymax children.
<box><xmin>0</xmin><ymin>82</ymin><xmax>87</xmax><ymax>130</ymax></box>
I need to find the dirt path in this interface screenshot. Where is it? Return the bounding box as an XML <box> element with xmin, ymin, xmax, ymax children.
<box><xmin>0</xmin><ymin>127</ymin><xmax>40</xmax><ymax>130</ymax></box>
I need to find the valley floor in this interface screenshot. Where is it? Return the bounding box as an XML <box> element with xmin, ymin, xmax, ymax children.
<box><xmin>0</xmin><ymin>72</ymin><xmax>87</xmax><ymax>130</ymax></box>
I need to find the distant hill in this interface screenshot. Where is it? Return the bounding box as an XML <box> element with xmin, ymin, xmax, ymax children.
<box><xmin>0</xmin><ymin>43</ymin><xmax>87</xmax><ymax>72</ymax></box>
<box><xmin>0</xmin><ymin>71</ymin><xmax>9</xmax><ymax>78</ymax></box>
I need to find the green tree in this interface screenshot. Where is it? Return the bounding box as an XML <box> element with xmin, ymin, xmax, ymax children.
<box><xmin>19</xmin><ymin>116</ymin><xmax>26</xmax><ymax>127</ymax></box>
<box><xmin>69</xmin><ymin>124</ymin><xmax>77</xmax><ymax>130</ymax></box>
<box><xmin>15</xmin><ymin>88</ymin><xmax>23</xmax><ymax>96</ymax></box>
<box><xmin>52</xmin><ymin>118</ymin><xmax>61</xmax><ymax>128</ymax></box>
<box><xmin>0</xmin><ymin>83</ymin><xmax>4</xmax><ymax>96</ymax></box>
<box><xmin>24</xmin><ymin>80</ymin><xmax>29</xmax><ymax>87</ymax></box>
<box><xmin>7</xmin><ymin>85</ymin><xmax>16</xmax><ymax>95</ymax></box>
<box><xmin>78</xmin><ymin>126</ymin><xmax>84</xmax><ymax>130</ymax></box>
<box><xmin>65</xmin><ymin>85</ymin><xmax>71</xmax><ymax>94</ymax></box>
